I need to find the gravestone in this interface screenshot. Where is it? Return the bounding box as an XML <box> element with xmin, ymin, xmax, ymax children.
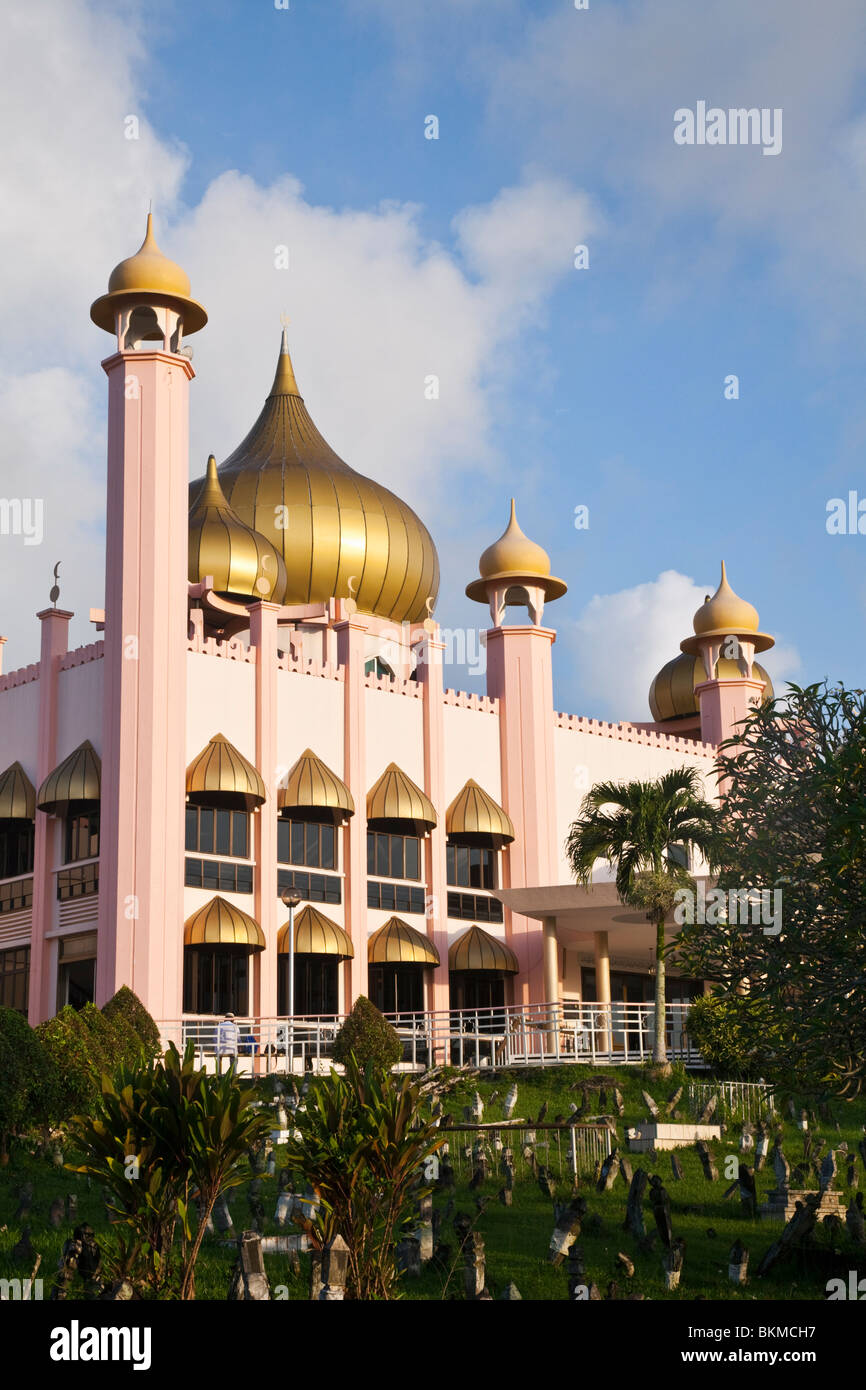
<box><xmin>698</xmin><ymin>1094</ymin><xmax>718</xmax><ymax>1125</ymax></box>
<box><xmin>754</xmin><ymin>1123</ymin><xmax>769</xmax><ymax>1171</ymax></box>
<box><xmin>50</xmin><ymin>1235</ymin><xmax>81</xmax><ymax>1300</ymax></box>
<box><xmin>537</xmin><ymin>1166</ymin><xmax>556</xmax><ymax>1201</ymax></box>
<box><xmin>737</xmin><ymin>1164</ymin><xmax>757</xmax><ymax>1219</ymax></box>
<box><xmin>641</xmin><ymin>1090</ymin><xmax>660</xmax><ymax>1120</ymax></box>
<box><xmin>396</xmin><ymin>1236</ymin><xmax>421</xmax><ymax>1278</ymax></box>
<box><xmin>695</xmin><ymin>1141</ymin><xmax>718</xmax><ymax>1181</ymax></box>
<box><xmin>12</xmin><ymin>1226</ymin><xmax>34</xmax><ymax>1266</ymax></box>
<box><xmin>471</xmin><ymin>1092</ymin><xmax>484</xmax><ymax>1123</ymax></box>
<box><xmin>503</xmin><ymin>1084</ymin><xmax>518</xmax><ymax>1120</ymax></box>
<box><xmin>662</xmin><ymin>1238</ymin><xmax>686</xmax><ymax>1291</ymax></box>
<box><xmin>48</xmin><ymin>1197</ymin><xmax>65</xmax><ymax>1229</ymax></box>
<box><xmin>274</xmin><ymin>1169</ymin><xmax>294</xmax><ymax>1228</ymax></box>
<box><xmin>596</xmin><ymin>1149</ymin><xmax>619</xmax><ymax>1193</ymax></box>
<box><xmin>13</xmin><ymin>1183</ymin><xmax>33</xmax><ymax>1223</ymax></box>
<box><xmin>648</xmin><ymin>1175</ymin><xmax>673</xmax><ymax>1248</ymax></box>
<box><xmin>624</xmin><ymin>1169</ymin><xmax>648</xmax><ymax>1239</ymax></box>
<box><xmin>757</xmin><ymin>1195</ymin><xmax>823</xmax><ymax>1275</ymax></box>
<box><xmin>65</xmin><ymin>1194</ymin><xmax>77</xmax><ymax>1222</ymax></box>
<box><xmin>499</xmin><ymin>1281</ymin><xmax>522</xmax><ymax>1300</ymax></box>
<box><xmin>415</xmin><ymin>1193</ymin><xmax>434</xmax><ymax>1262</ymax></box>
<box><xmin>566</xmin><ymin>1243</ymin><xmax>585</xmax><ymax>1298</ymax></box>
<box><xmin>549</xmin><ymin>1198</ymin><xmax>586</xmax><ymax>1266</ymax></box>
<box><xmin>728</xmin><ymin>1239</ymin><xmax>748</xmax><ymax>1286</ymax></box>
<box><xmin>616</xmin><ymin>1251</ymin><xmax>634</xmax><ymax>1278</ymax></box>
<box><xmin>819</xmin><ymin>1150</ymin><xmax>836</xmax><ymax>1193</ymax></box>
<box><xmin>740</xmin><ymin>1122</ymin><xmax>754</xmax><ymax>1153</ymax></box>
<box><xmin>846</xmin><ymin>1193</ymin><xmax>866</xmax><ymax>1247</ymax></box>
<box><xmin>213</xmin><ymin>1192</ymin><xmax>234</xmax><ymax>1235</ymax></box>
<box><xmin>619</xmin><ymin>1156</ymin><xmax>633</xmax><ymax>1186</ymax></box>
<box><xmin>666</xmin><ymin>1086</ymin><xmax>683</xmax><ymax>1116</ymax></box>
<box><xmin>228</xmin><ymin>1231</ymin><xmax>270</xmax><ymax>1300</ymax></box>
<box><xmin>670</xmin><ymin>1153</ymin><xmax>684</xmax><ymax>1182</ymax></box>
<box><xmin>613</xmin><ymin>1089</ymin><xmax>625</xmax><ymax>1117</ymax></box>
<box><xmin>463</xmin><ymin>1231</ymin><xmax>486</xmax><ymax>1300</ymax></box>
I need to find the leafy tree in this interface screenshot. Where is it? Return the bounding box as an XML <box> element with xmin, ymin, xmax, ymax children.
<box><xmin>283</xmin><ymin>1056</ymin><xmax>444</xmax><ymax>1299</ymax></box>
<box><xmin>684</xmin><ymin>994</ymin><xmax>785</xmax><ymax>1080</ymax></box>
<box><xmin>102</xmin><ymin>985</ymin><xmax>161</xmax><ymax>1059</ymax></box>
<box><xmin>36</xmin><ymin>1006</ymin><xmax>104</xmax><ymax>1120</ymax></box>
<box><xmin>676</xmin><ymin>681</ymin><xmax>866</xmax><ymax>1099</ymax></box>
<box><xmin>565</xmin><ymin>767</ymin><xmax>721</xmax><ymax>1069</ymax></box>
<box><xmin>68</xmin><ymin>1044</ymin><xmax>272</xmax><ymax>1299</ymax></box>
<box><xmin>333</xmin><ymin>995</ymin><xmax>402</xmax><ymax>1071</ymax></box>
<box><xmin>0</xmin><ymin>1006</ymin><xmax>58</xmax><ymax>1156</ymax></box>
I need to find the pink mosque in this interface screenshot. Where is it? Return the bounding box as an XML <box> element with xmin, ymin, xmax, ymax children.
<box><xmin>0</xmin><ymin>218</ymin><xmax>777</xmax><ymax>1058</ymax></box>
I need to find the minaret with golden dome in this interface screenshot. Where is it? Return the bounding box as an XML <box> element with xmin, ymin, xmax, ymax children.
<box><xmin>648</xmin><ymin>561</ymin><xmax>774</xmax><ymax>747</ymax></box>
<box><xmin>466</xmin><ymin>498</ymin><xmax>566</xmax><ymax>627</ymax></box>
<box><xmin>189</xmin><ymin>330</ymin><xmax>439</xmax><ymax>624</ymax></box>
<box><xmin>89</xmin><ymin>213</ymin><xmax>206</xmax><ymax>1018</ymax></box>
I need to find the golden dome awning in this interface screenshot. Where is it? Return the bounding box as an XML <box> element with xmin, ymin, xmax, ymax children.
<box><xmin>367</xmin><ymin>917</ymin><xmax>440</xmax><ymax>967</ymax></box>
<box><xmin>188</xmin><ymin>332</ymin><xmax>439</xmax><ymax>624</ymax></box>
<box><xmin>278</xmin><ymin>905</ymin><xmax>354</xmax><ymax>959</ymax></box>
<box><xmin>184</xmin><ymin>896</ymin><xmax>266</xmax><ymax>950</ymax></box>
<box><xmin>649</xmin><ymin>652</ymin><xmax>775</xmax><ymax>723</ymax></box>
<box><xmin>186</xmin><ymin>734</ymin><xmax>266</xmax><ymax>811</ymax></box>
<box><xmin>278</xmin><ymin>748</ymin><xmax>355</xmax><ymax>824</ymax></box>
<box><xmin>446</xmin><ymin>779</ymin><xmax>515</xmax><ymax>847</ymax></box>
<box><xmin>449</xmin><ymin>925</ymin><xmax>519</xmax><ymax>974</ymax></box>
<box><xmin>37</xmin><ymin>741</ymin><xmax>101</xmax><ymax>814</ymax></box>
<box><xmin>367</xmin><ymin>763</ymin><xmax>436</xmax><ymax>834</ymax></box>
<box><xmin>0</xmin><ymin>762</ymin><xmax>36</xmax><ymax>820</ymax></box>
<box><xmin>189</xmin><ymin>455</ymin><xmax>288</xmax><ymax>604</ymax></box>
<box><xmin>91</xmin><ymin>213</ymin><xmax>208</xmax><ymax>336</ymax></box>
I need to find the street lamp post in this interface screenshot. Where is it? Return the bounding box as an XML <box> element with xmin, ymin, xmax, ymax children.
<box><xmin>281</xmin><ymin>890</ymin><xmax>302</xmax><ymax>1072</ymax></box>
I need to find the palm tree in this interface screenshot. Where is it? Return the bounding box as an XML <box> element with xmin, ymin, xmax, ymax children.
<box><xmin>565</xmin><ymin>767</ymin><xmax>721</xmax><ymax>1070</ymax></box>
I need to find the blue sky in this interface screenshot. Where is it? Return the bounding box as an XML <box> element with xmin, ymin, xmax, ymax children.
<box><xmin>2</xmin><ymin>0</ymin><xmax>865</xmax><ymax>717</ymax></box>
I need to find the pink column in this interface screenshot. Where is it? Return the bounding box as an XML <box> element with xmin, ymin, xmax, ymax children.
<box><xmin>486</xmin><ymin>624</ymin><xmax>558</xmax><ymax>1006</ymax></box>
<box><xmin>28</xmin><ymin>608</ymin><xmax>73</xmax><ymax>1024</ymax></box>
<box><xmin>335</xmin><ymin>612</ymin><xmax>369</xmax><ymax>1007</ymax></box>
<box><xmin>417</xmin><ymin>630</ymin><xmax>449</xmax><ymax>1034</ymax></box>
<box><xmin>95</xmin><ymin>351</ymin><xmax>193</xmax><ymax>1020</ymax></box>
<box><xmin>249</xmin><ymin>602</ymin><xmax>281</xmax><ymax>1024</ymax></box>
<box><xmin>695</xmin><ymin>677</ymin><xmax>766</xmax><ymax>762</ymax></box>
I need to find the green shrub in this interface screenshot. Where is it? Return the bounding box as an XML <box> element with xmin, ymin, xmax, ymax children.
<box><xmin>102</xmin><ymin>985</ymin><xmax>161</xmax><ymax>1059</ymax></box>
<box><xmin>36</xmin><ymin>1006</ymin><xmax>105</xmax><ymax>1120</ymax></box>
<box><xmin>332</xmin><ymin>995</ymin><xmax>402</xmax><ymax>1072</ymax></box>
<box><xmin>686</xmin><ymin>994</ymin><xmax>784</xmax><ymax>1080</ymax></box>
<box><xmin>0</xmin><ymin>1006</ymin><xmax>59</xmax><ymax>1153</ymax></box>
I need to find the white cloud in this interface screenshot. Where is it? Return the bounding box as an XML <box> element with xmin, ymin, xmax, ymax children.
<box><xmin>565</xmin><ymin>568</ymin><xmax>802</xmax><ymax>723</ymax></box>
<box><xmin>0</xmin><ymin>0</ymin><xmax>597</xmax><ymax>670</ymax></box>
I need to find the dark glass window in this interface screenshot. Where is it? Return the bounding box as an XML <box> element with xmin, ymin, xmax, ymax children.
<box><xmin>57</xmin><ymin>862</ymin><xmax>99</xmax><ymax>900</ymax></box>
<box><xmin>65</xmin><ymin>808</ymin><xmax>99</xmax><ymax>863</ymax></box>
<box><xmin>278</xmin><ymin>956</ymin><xmax>339</xmax><ymax>1016</ymax></box>
<box><xmin>446</xmin><ymin>844</ymin><xmax>496</xmax><ymax>889</ymax></box>
<box><xmin>183</xmin><ymin>947</ymin><xmax>249</xmax><ymax>1015</ymax></box>
<box><xmin>450</xmin><ymin>972</ymin><xmax>506</xmax><ymax>1014</ymax></box>
<box><xmin>0</xmin><ymin>877</ymin><xmax>33</xmax><ymax>914</ymax></box>
<box><xmin>447</xmin><ymin>892</ymin><xmax>504</xmax><ymax>923</ymax></box>
<box><xmin>0</xmin><ymin>946</ymin><xmax>30</xmax><ymax>1014</ymax></box>
<box><xmin>185</xmin><ymin>859</ymin><xmax>253</xmax><ymax>894</ymax></box>
<box><xmin>185</xmin><ymin>806</ymin><xmax>248</xmax><ymax>858</ymax></box>
<box><xmin>369</xmin><ymin>963</ymin><xmax>424</xmax><ymax>1014</ymax></box>
<box><xmin>367</xmin><ymin>881</ymin><xmax>426</xmax><ymax>914</ymax></box>
<box><xmin>277</xmin><ymin>820</ymin><xmax>336</xmax><ymax>870</ymax></box>
<box><xmin>0</xmin><ymin>822</ymin><xmax>34</xmax><ymax>879</ymax></box>
<box><xmin>366</xmin><ymin>832</ymin><xmax>421</xmax><ymax>881</ymax></box>
<box><xmin>277</xmin><ymin>868</ymin><xmax>341</xmax><ymax>905</ymax></box>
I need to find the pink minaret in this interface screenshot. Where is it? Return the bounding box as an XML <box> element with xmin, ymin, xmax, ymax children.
<box><xmin>90</xmin><ymin>216</ymin><xmax>208</xmax><ymax>1015</ymax></box>
<box><xmin>467</xmin><ymin>500</ymin><xmax>567</xmax><ymax>1006</ymax></box>
<box><xmin>680</xmin><ymin>561</ymin><xmax>775</xmax><ymax>762</ymax></box>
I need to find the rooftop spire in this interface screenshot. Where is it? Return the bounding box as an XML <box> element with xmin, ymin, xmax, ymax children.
<box><xmin>269</xmin><ymin>327</ymin><xmax>301</xmax><ymax>398</ymax></box>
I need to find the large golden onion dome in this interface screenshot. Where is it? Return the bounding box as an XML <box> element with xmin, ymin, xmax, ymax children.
<box><xmin>681</xmin><ymin>561</ymin><xmax>773</xmax><ymax>655</ymax></box>
<box><xmin>91</xmin><ymin>213</ymin><xmax>208</xmax><ymax>335</ymax></box>
<box><xmin>649</xmin><ymin>652</ymin><xmax>774</xmax><ymax>723</ymax></box>
<box><xmin>466</xmin><ymin>498</ymin><xmax>566</xmax><ymax>604</ymax></box>
<box><xmin>189</xmin><ymin>455</ymin><xmax>288</xmax><ymax>604</ymax></box>
<box><xmin>188</xmin><ymin>332</ymin><xmax>439</xmax><ymax>623</ymax></box>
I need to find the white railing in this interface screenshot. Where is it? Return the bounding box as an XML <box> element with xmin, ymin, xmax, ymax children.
<box><xmin>156</xmin><ymin>1001</ymin><xmax>704</xmax><ymax>1073</ymax></box>
<box><xmin>687</xmin><ymin>1078</ymin><xmax>776</xmax><ymax>1122</ymax></box>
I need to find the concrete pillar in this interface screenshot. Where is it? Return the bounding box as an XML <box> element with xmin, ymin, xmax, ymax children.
<box><xmin>485</xmin><ymin>625</ymin><xmax>557</xmax><ymax>1006</ymax></box>
<box><xmin>593</xmin><ymin>929</ymin><xmax>612</xmax><ymax>1055</ymax></box>
<box><xmin>542</xmin><ymin>916</ymin><xmax>559</xmax><ymax>1007</ymax></box>
<box><xmin>335</xmin><ymin>611</ymin><xmax>369</xmax><ymax>1007</ymax></box>
<box><xmin>95</xmin><ymin>351</ymin><xmax>193</xmax><ymax>1019</ymax></box>
<box><xmin>249</xmin><ymin>602</ymin><xmax>281</xmax><ymax>1025</ymax></box>
<box><xmin>695</xmin><ymin>676</ymin><xmax>765</xmax><ymax>777</ymax></box>
<box><xmin>28</xmin><ymin>608</ymin><xmax>73</xmax><ymax>1024</ymax></box>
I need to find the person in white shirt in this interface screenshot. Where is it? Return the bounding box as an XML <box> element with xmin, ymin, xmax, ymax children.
<box><xmin>216</xmin><ymin>1012</ymin><xmax>239</xmax><ymax>1073</ymax></box>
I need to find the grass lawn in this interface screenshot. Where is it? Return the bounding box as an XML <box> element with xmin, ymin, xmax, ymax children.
<box><xmin>2</xmin><ymin>1063</ymin><xmax>865</xmax><ymax>1301</ymax></box>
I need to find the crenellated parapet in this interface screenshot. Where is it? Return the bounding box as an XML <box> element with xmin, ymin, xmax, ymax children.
<box><xmin>0</xmin><ymin>661</ymin><xmax>41</xmax><ymax>692</ymax></box>
<box><xmin>554</xmin><ymin>711</ymin><xmax>716</xmax><ymax>758</ymax></box>
<box><xmin>59</xmin><ymin>640</ymin><xmax>104</xmax><ymax>672</ymax></box>
<box><xmin>443</xmin><ymin>687</ymin><xmax>499</xmax><ymax>714</ymax></box>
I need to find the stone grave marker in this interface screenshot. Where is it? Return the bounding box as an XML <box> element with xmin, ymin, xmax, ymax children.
<box><xmin>228</xmin><ymin>1230</ymin><xmax>270</xmax><ymax>1301</ymax></box>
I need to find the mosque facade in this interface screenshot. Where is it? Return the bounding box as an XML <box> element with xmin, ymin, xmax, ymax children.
<box><xmin>0</xmin><ymin>219</ymin><xmax>776</xmax><ymax>1042</ymax></box>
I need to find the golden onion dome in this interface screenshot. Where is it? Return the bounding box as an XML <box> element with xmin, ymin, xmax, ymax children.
<box><xmin>189</xmin><ymin>455</ymin><xmax>288</xmax><ymax>604</ymax></box>
<box><xmin>186</xmin><ymin>733</ymin><xmax>266</xmax><ymax>811</ymax></box>
<box><xmin>466</xmin><ymin>499</ymin><xmax>566</xmax><ymax>604</ymax></box>
<box><xmin>446</xmin><ymin>779</ymin><xmax>515</xmax><ymax>847</ymax></box>
<box><xmin>91</xmin><ymin>213</ymin><xmax>208</xmax><ymax>335</ymax></box>
<box><xmin>277</xmin><ymin>905</ymin><xmax>354</xmax><ymax>959</ymax></box>
<box><xmin>367</xmin><ymin>917</ymin><xmax>440</xmax><ymax>967</ymax></box>
<box><xmin>184</xmin><ymin>897</ymin><xmax>265</xmax><ymax>950</ymax></box>
<box><xmin>188</xmin><ymin>332</ymin><xmax>439</xmax><ymax>623</ymax></box>
<box><xmin>448</xmin><ymin>925</ymin><xmax>519</xmax><ymax>974</ymax></box>
<box><xmin>681</xmin><ymin>561</ymin><xmax>773</xmax><ymax>654</ymax></box>
<box><xmin>649</xmin><ymin>652</ymin><xmax>775</xmax><ymax>723</ymax></box>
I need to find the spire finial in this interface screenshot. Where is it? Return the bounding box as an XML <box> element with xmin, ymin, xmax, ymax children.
<box><xmin>49</xmin><ymin>561</ymin><xmax>61</xmax><ymax>608</ymax></box>
<box><xmin>269</xmin><ymin>327</ymin><xmax>301</xmax><ymax>398</ymax></box>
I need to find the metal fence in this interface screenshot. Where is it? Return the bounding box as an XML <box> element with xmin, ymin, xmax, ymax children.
<box><xmin>686</xmin><ymin>1078</ymin><xmax>776</xmax><ymax>1123</ymax></box>
<box><xmin>436</xmin><ymin>1121</ymin><xmax>614</xmax><ymax>1183</ymax></box>
<box><xmin>157</xmin><ymin>1000</ymin><xmax>704</xmax><ymax>1074</ymax></box>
